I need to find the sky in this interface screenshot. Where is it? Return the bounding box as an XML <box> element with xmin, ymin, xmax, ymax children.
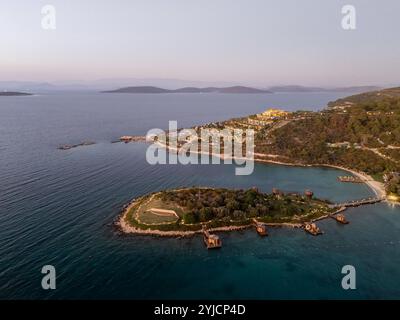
<box><xmin>0</xmin><ymin>0</ymin><xmax>399</xmax><ymax>87</ymax></box>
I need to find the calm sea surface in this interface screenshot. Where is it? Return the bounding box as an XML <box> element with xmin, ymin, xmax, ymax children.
<box><xmin>0</xmin><ymin>92</ymin><xmax>399</xmax><ymax>299</ymax></box>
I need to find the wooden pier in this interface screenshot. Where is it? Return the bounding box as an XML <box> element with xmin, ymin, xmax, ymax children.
<box><xmin>253</xmin><ymin>220</ymin><xmax>268</xmax><ymax>236</ymax></box>
<box><xmin>332</xmin><ymin>197</ymin><xmax>384</xmax><ymax>208</ymax></box>
<box><xmin>331</xmin><ymin>213</ymin><xmax>349</xmax><ymax>224</ymax></box>
<box><xmin>119</xmin><ymin>135</ymin><xmax>146</xmax><ymax>143</ymax></box>
<box><xmin>202</xmin><ymin>226</ymin><xmax>222</xmax><ymax>249</ymax></box>
<box><xmin>304</xmin><ymin>223</ymin><xmax>323</xmax><ymax>236</ymax></box>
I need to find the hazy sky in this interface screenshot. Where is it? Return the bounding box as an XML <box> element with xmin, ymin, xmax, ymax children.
<box><xmin>1</xmin><ymin>0</ymin><xmax>399</xmax><ymax>86</ymax></box>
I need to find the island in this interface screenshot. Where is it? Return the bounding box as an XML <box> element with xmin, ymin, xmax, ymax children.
<box><xmin>118</xmin><ymin>187</ymin><xmax>341</xmax><ymax>237</ymax></box>
<box><xmin>102</xmin><ymin>86</ymin><xmax>272</xmax><ymax>94</ymax></box>
<box><xmin>0</xmin><ymin>91</ymin><xmax>33</xmax><ymax>96</ymax></box>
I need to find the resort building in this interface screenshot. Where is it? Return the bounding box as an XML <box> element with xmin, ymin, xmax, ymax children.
<box><xmin>329</xmin><ymin>102</ymin><xmax>354</xmax><ymax>111</ymax></box>
<box><xmin>256</xmin><ymin>108</ymin><xmax>290</xmax><ymax>121</ymax></box>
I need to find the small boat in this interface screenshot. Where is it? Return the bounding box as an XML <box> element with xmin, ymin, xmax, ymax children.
<box><xmin>58</xmin><ymin>144</ymin><xmax>72</xmax><ymax>150</ymax></box>
<box><xmin>334</xmin><ymin>214</ymin><xmax>349</xmax><ymax>224</ymax></box>
<box><xmin>304</xmin><ymin>223</ymin><xmax>323</xmax><ymax>236</ymax></box>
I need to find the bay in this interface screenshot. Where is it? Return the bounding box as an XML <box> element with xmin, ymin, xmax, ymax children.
<box><xmin>0</xmin><ymin>92</ymin><xmax>399</xmax><ymax>299</ymax></box>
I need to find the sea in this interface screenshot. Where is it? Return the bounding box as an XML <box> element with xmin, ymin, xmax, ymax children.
<box><xmin>0</xmin><ymin>92</ymin><xmax>399</xmax><ymax>299</ymax></box>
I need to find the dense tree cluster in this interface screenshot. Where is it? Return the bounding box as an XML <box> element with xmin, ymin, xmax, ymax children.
<box><xmin>159</xmin><ymin>188</ymin><xmax>316</xmax><ymax>224</ymax></box>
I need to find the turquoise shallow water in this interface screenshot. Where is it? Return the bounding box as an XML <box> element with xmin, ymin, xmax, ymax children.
<box><xmin>0</xmin><ymin>93</ymin><xmax>400</xmax><ymax>299</ymax></box>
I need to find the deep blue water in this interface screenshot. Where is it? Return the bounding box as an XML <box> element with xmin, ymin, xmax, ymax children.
<box><xmin>1</xmin><ymin>92</ymin><xmax>400</xmax><ymax>299</ymax></box>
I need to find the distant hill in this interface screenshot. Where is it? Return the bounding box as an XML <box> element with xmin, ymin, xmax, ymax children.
<box><xmin>0</xmin><ymin>91</ymin><xmax>32</xmax><ymax>96</ymax></box>
<box><xmin>268</xmin><ymin>85</ymin><xmax>381</xmax><ymax>93</ymax></box>
<box><xmin>102</xmin><ymin>86</ymin><xmax>272</xmax><ymax>94</ymax></box>
<box><xmin>268</xmin><ymin>85</ymin><xmax>325</xmax><ymax>92</ymax></box>
<box><xmin>218</xmin><ymin>86</ymin><xmax>272</xmax><ymax>93</ymax></box>
<box><xmin>328</xmin><ymin>87</ymin><xmax>400</xmax><ymax>107</ymax></box>
<box><xmin>105</xmin><ymin>85</ymin><xmax>381</xmax><ymax>94</ymax></box>
<box><xmin>102</xmin><ymin>86</ymin><xmax>170</xmax><ymax>94</ymax></box>
<box><xmin>333</xmin><ymin>86</ymin><xmax>382</xmax><ymax>93</ymax></box>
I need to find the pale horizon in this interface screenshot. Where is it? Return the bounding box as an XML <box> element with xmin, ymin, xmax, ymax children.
<box><xmin>1</xmin><ymin>0</ymin><xmax>399</xmax><ymax>87</ymax></box>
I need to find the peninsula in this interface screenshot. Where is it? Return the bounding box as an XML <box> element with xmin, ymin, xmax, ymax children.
<box><xmin>119</xmin><ymin>187</ymin><xmax>336</xmax><ymax>236</ymax></box>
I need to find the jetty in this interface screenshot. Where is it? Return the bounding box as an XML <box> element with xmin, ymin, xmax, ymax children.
<box><xmin>332</xmin><ymin>196</ymin><xmax>384</xmax><ymax>208</ymax></box>
<box><xmin>304</xmin><ymin>223</ymin><xmax>323</xmax><ymax>236</ymax></box>
<box><xmin>58</xmin><ymin>141</ymin><xmax>95</xmax><ymax>150</ymax></box>
<box><xmin>119</xmin><ymin>135</ymin><xmax>146</xmax><ymax>143</ymax></box>
<box><xmin>253</xmin><ymin>220</ymin><xmax>268</xmax><ymax>236</ymax></box>
<box><xmin>202</xmin><ymin>226</ymin><xmax>222</xmax><ymax>249</ymax></box>
<box><xmin>331</xmin><ymin>213</ymin><xmax>349</xmax><ymax>224</ymax></box>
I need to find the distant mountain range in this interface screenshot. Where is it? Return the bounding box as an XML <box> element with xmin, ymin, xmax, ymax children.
<box><xmin>104</xmin><ymin>85</ymin><xmax>383</xmax><ymax>94</ymax></box>
<box><xmin>102</xmin><ymin>86</ymin><xmax>273</xmax><ymax>94</ymax></box>
<box><xmin>0</xmin><ymin>80</ymin><xmax>386</xmax><ymax>94</ymax></box>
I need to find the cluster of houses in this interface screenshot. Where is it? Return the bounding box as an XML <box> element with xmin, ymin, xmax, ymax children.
<box><xmin>329</xmin><ymin>101</ymin><xmax>354</xmax><ymax>113</ymax></box>
<box><xmin>247</xmin><ymin>108</ymin><xmax>291</xmax><ymax>126</ymax></box>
